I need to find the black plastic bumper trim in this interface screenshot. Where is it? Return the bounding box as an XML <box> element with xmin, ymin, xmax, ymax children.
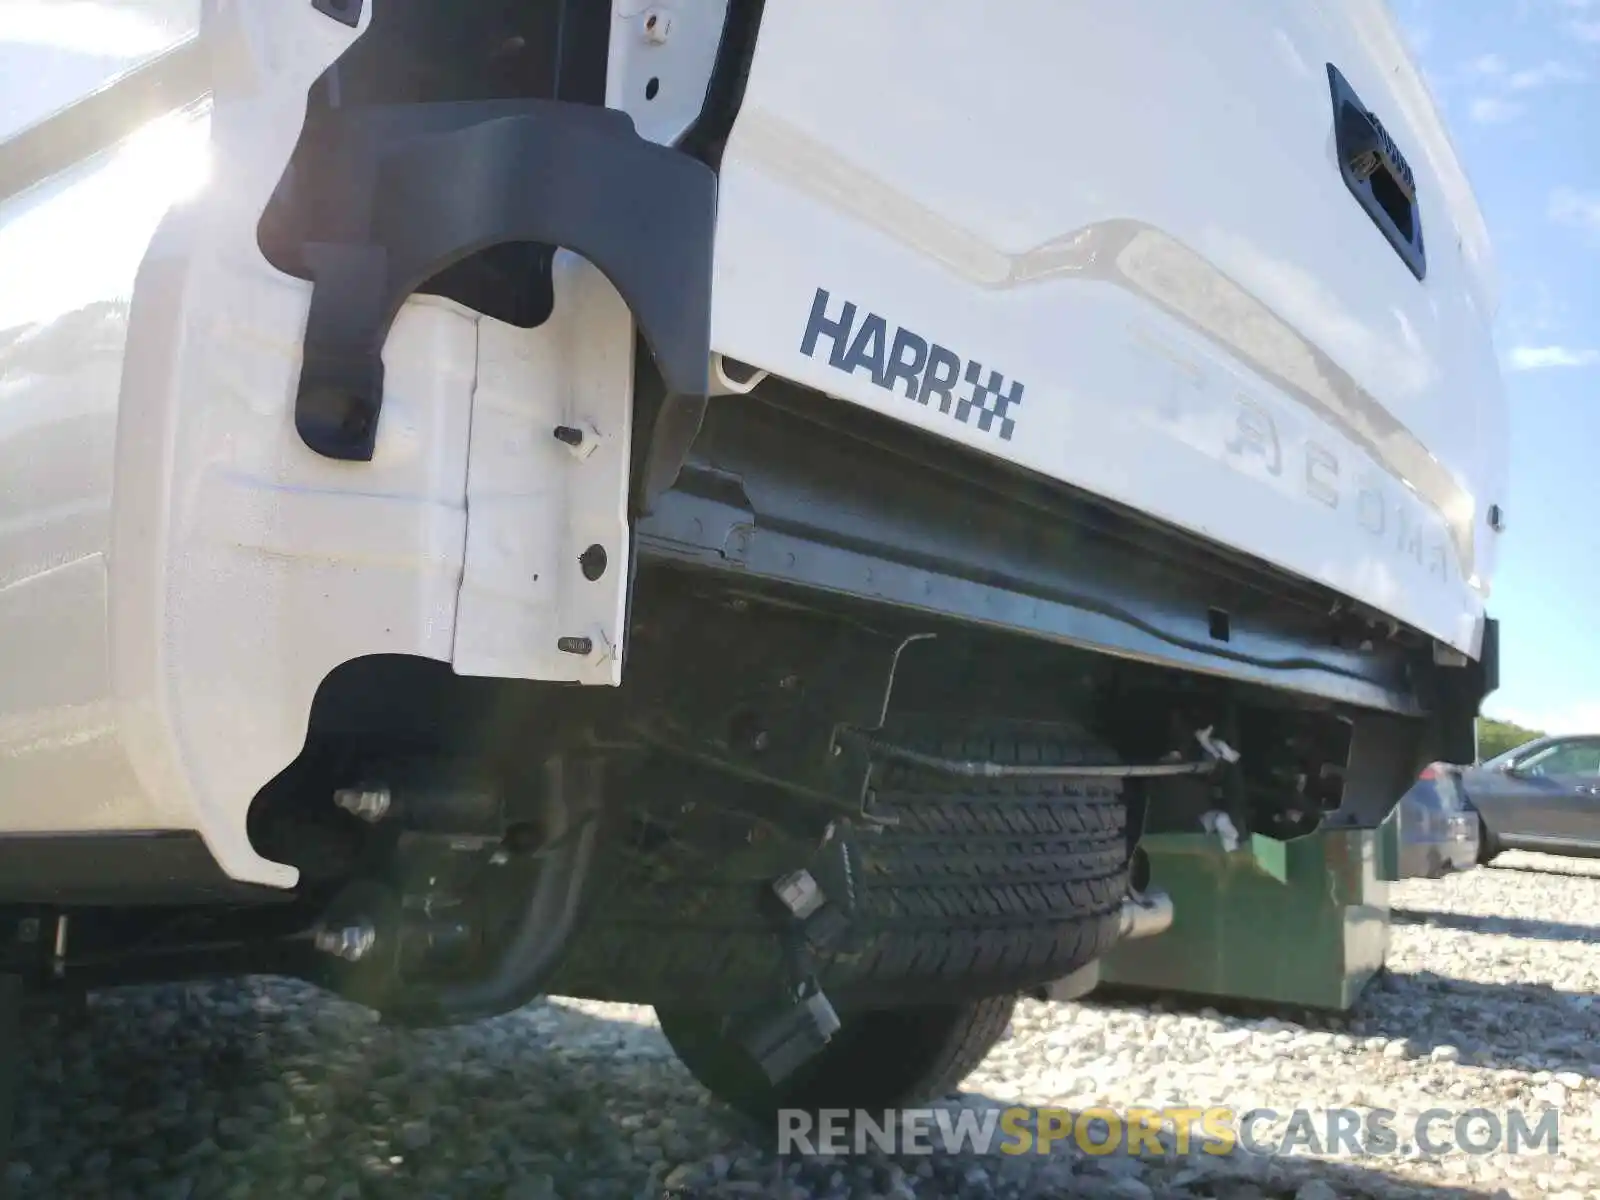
<box><xmin>633</xmin><ymin>386</ymin><xmax>1436</xmax><ymax>718</ymax></box>
<box><xmin>291</xmin><ymin>101</ymin><xmax>717</xmax><ymax>460</ymax></box>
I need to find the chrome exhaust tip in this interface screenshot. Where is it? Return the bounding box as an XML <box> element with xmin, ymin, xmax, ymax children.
<box><xmin>1119</xmin><ymin>889</ymin><xmax>1174</xmax><ymax>941</ymax></box>
<box><xmin>1037</xmin><ymin>890</ymin><xmax>1174</xmax><ymax>1003</ymax></box>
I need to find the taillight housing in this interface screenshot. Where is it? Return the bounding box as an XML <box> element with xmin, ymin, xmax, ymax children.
<box><xmin>1418</xmin><ymin>762</ymin><xmax>1447</xmax><ymax>781</ymax></box>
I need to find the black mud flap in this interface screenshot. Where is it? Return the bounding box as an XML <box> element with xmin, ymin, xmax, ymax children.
<box><xmin>1323</xmin><ymin>616</ymin><xmax>1500</xmax><ymax>831</ymax></box>
<box><xmin>1324</xmin><ymin>712</ymin><xmax>1424</xmax><ymax>831</ymax></box>
<box><xmin>288</xmin><ymin>100</ymin><xmax>717</xmax><ymax>461</ymax></box>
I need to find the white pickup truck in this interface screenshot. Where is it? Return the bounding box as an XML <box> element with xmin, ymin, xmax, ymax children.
<box><xmin>0</xmin><ymin>0</ymin><xmax>1502</xmax><ymax>1131</ymax></box>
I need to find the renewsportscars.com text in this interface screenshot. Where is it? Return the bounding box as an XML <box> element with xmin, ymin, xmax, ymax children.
<box><xmin>777</xmin><ymin>1106</ymin><xmax>1562</xmax><ymax>1159</ymax></box>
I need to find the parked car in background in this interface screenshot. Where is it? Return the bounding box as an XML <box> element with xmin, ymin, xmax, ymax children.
<box><xmin>1444</xmin><ymin>736</ymin><xmax>1600</xmax><ymax>862</ymax></box>
<box><xmin>1388</xmin><ymin>766</ymin><xmax>1481</xmax><ymax>878</ymax></box>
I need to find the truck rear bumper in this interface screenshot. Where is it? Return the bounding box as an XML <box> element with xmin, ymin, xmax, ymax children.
<box><xmin>636</xmin><ymin>380</ymin><xmax>1498</xmax><ymax>724</ymax></box>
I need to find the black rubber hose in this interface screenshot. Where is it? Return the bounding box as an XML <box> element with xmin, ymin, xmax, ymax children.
<box><xmin>837</xmin><ymin>728</ymin><xmax>1222</xmax><ymax>780</ymax></box>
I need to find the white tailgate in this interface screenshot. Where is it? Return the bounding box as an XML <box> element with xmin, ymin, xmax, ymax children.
<box><xmin>708</xmin><ymin>0</ymin><xmax>1508</xmax><ymax>658</ymax></box>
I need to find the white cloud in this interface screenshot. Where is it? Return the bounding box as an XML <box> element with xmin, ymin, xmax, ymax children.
<box><xmin>1570</xmin><ymin>19</ymin><xmax>1600</xmax><ymax>40</ymax></box>
<box><xmin>1502</xmin><ymin>281</ymin><xmax>1566</xmax><ymax>344</ymax></box>
<box><xmin>1506</xmin><ymin>344</ymin><xmax>1600</xmax><ymax>370</ymax></box>
<box><xmin>1468</xmin><ymin>97</ymin><xmax>1516</xmax><ymax>122</ymax></box>
<box><xmin>1458</xmin><ymin>55</ymin><xmax>1581</xmax><ymax>124</ymax></box>
<box><xmin>1469</xmin><ymin>96</ymin><xmax>1524</xmax><ymax>122</ymax></box>
<box><xmin>1550</xmin><ymin>187</ymin><xmax>1600</xmax><ymax>239</ymax></box>
<box><xmin>1505</xmin><ymin>60</ymin><xmax>1585</xmax><ymax>88</ymax></box>
<box><xmin>1463</xmin><ymin>54</ymin><xmax>1582</xmax><ymax>87</ymax></box>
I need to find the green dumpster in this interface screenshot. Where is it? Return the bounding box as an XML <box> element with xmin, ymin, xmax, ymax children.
<box><xmin>1377</xmin><ymin>801</ymin><xmax>1403</xmax><ymax>883</ymax></box>
<box><xmin>1097</xmin><ymin>827</ymin><xmax>1390</xmax><ymax>1011</ymax></box>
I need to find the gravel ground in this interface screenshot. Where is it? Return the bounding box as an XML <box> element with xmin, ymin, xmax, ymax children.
<box><xmin>13</xmin><ymin>850</ymin><xmax>1600</xmax><ymax>1200</ymax></box>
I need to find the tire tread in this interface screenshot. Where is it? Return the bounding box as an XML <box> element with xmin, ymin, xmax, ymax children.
<box><xmin>556</xmin><ymin>717</ymin><xmax>1128</xmax><ymax>1005</ymax></box>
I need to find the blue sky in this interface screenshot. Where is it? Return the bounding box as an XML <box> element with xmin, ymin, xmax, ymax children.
<box><xmin>1389</xmin><ymin>0</ymin><xmax>1600</xmax><ymax>733</ymax></box>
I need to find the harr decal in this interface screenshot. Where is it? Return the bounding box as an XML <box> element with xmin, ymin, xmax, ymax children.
<box><xmin>799</xmin><ymin>288</ymin><xmax>1023</xmax><ymax>442</ymax></box>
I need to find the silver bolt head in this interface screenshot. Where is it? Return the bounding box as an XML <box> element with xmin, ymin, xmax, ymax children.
<box><xmin>642</xmin><ymin>8</ymin><xmax>672</xmax><ymax>43</ymax></box>
<box><xmin>314</xmin><ymin>923</ymin><xmax>376</xmax><ymax>963</ymax></box>
<box><xmin>334</xmin><ymin>785</ymin><xmax>391</xmax><ymax>823</ymax></box>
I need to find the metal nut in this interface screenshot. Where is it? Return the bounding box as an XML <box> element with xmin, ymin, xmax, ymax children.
<box><xmin>642</xmin><ymin>8</ymin><xmax>672</xmax><ymax>43</ymax></box>
<box><xmin>773</xmin><ymin>869</ymin><xmax>824</xmax><ymax>920</ymax></box>
<box><xmin>334</xmin><ymin>785</ymin><xmax>391</xmax><ymax>823</ymax></box>
<box><xmin>314</xmin><ymin>923</ymin><xmax>376</xmax><ymax>963</ymax></box>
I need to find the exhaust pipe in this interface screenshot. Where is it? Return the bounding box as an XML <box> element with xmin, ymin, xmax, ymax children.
<box><xmin>1038</xmin><ymin>888</ymin><xmax>1176</xmax><ymax>1001</ymax></box>
<box><xmin>1119</xmin><ymin>889</ymin><xmax>1174</xmax><ymax>941</ymax></box>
